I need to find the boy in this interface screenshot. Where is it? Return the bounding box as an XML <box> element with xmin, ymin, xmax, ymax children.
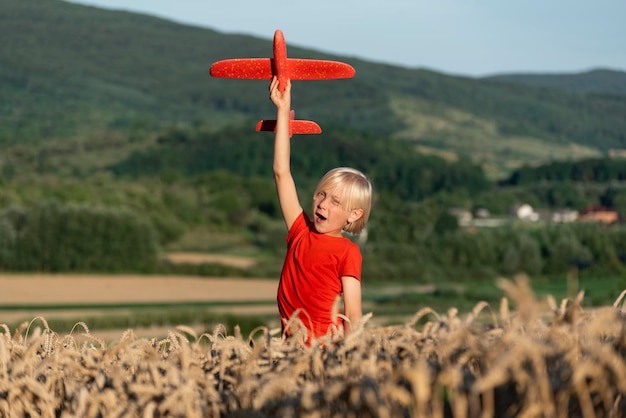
<box><xmin>269</xmin><ymin>76</ymin><xmax>373</xmax><ymax>342</ymax></box>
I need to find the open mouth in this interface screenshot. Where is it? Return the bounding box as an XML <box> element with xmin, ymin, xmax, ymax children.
<box><xmin>315</xmin><ymin>212</ymin><xmax>327</xmax><ymax>222</ymax></box>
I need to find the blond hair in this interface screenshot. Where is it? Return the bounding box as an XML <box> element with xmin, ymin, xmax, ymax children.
<box><xmin>314</xmin><ymin>167</ymin><xmax>372</xmax><ymax>234</ymax></box>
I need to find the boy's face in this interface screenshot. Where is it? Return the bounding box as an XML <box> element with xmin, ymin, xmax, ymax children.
<box><xmin>312</xmin><ymin>187</ymin><xmax>362</xmax><ymax>237</ymax></box>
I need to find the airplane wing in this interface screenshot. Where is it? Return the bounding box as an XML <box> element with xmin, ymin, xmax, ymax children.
<box><xmin>256</xmin><ymin>110</ymin><xmax>321</xmax><ymax>136</ymax></box>
<box><xmin>209</xmin><ymin>58</ymin><xmax>273</xmax><ymax>79</ymax></box>
<box><xmin>289</xmin><ymin>120</ymin><xmax>323</xmax><ymax>134</ymax></box>
<box><xmin>256</xmin><ymin>119</ymin><xmax>322</xmax><ymax>135</ymax></box>
<box><xmin>210</xmin><ymin>58</ymin><xmax>355</xmax><ymax>81</ymax></box>
<box><xmin>287</xmin><ymin>59</ymin><xmax>355</xmax><ymax>80</ymax></box>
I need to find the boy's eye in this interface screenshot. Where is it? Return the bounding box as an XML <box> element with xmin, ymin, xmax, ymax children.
<box><xmin>315</xmin><ymin>191</ymin><xmax>341</xmax><ymax>207</ymax></box>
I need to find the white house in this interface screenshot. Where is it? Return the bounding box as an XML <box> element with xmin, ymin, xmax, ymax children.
<box><xmin>510</xmin><ymin>203</ymin><xmax>539</xmax><ymax>221</ymax></box>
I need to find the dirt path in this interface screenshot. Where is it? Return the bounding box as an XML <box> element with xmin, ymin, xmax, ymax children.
<box><xmin>0</xmin><ymin>274</ymin><xmax>434</xmax><ymax>341</ymax></box>
<box><xmin>163</xmin><ymin>252</ymin><xmax>258</xmax><ymax>269</ymax></box>
<box><xmin>0</xmin><ymin>274</ymin><xmax>280</xmax><ymax>341</ymax></box>
<box><xmin>0</xmin><ymin>274</ymin><xmax>277</xmax><ymax>305</ymax></box>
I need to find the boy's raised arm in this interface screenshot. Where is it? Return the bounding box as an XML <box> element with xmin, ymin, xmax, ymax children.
<box><xmin>270</xmin><ymin>77</ymin><xmax>303</xmax><ymax>230</ymax></box>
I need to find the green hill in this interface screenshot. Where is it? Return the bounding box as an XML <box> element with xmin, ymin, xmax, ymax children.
<box><xmin>2</xmin><ymin>0</ymin><xmax>626</xmax><ymax>179</ymax></box>
<box><xmin>484</xmin><ymin>68</ymin><xmax>626</xmax><ymax>96</ymax></box>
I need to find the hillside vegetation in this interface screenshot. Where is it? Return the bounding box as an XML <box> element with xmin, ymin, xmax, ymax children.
<box><xmin>486</xmin><ymin>68</ymin><xmax>626</xmax><ymax>95</ymax></box>
<box><xmin>2</xmin><ymin>0</ymin><xmax>626</xmax><ymax>176</ymax></box>
<box><xmin>1</xmin><ymin>0</ymin><xmax>626</xmax><ymax>289</ymax></box>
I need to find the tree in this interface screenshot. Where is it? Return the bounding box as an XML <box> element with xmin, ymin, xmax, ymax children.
<box><xmin>434</xmin><ymin>211</ymin><xmax>459</xmax><ymax>235</ymax></box>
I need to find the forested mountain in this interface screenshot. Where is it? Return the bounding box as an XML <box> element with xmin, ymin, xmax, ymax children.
<box><xmin>2</xmin><ymin>0</ymin><xmax>626</xmax><ymax>179</ymax></box>
<box><xmin>485</xmin><ymin>69</ymin><xmax>626</xmax><ymax>96</ymax></box>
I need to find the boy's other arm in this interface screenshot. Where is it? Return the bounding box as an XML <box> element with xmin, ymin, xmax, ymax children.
<box><xmin>271</xmin><ymin>78</ymin><xmax>303</xmax><ymax>230</ymax></box>
<box><xmin>341</xmin><ymin>276</ymin><xmax>362</xmax><ymax>335</ymax></box>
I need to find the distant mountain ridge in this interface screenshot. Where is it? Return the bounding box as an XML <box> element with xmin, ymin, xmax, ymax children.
<box><xmin>2</xmin><ymin>0</ymin><xmax>626</xmax><ymax>179</ymax></box>
<box><xmin>484</xmin><ymin>69</ymin><xmax>626</xmax><ymax>96</ymax></box>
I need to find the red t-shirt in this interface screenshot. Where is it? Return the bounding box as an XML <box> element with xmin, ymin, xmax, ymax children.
<box><xmin>277</xmin><ymin>211</ymin><xmax>362</xmax><ymax>340</ymax></box>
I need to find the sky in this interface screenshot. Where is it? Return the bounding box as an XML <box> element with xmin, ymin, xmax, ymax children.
<box><xmin>65</xmin><ymin>0</ymin><xmax>626</xmax><ymax>77</ymax></box>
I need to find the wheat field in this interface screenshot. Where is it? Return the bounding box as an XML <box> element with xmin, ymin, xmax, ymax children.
<box><xmin>1</xmin><ymin>276</ymin><xmax>625</xmax><ymax>417</ymax></box>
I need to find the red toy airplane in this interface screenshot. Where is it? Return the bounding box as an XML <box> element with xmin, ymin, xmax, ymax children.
<box><xmin>210</xmin><ymin>29</ymin><xmax>355</xmax><ymax>91</ymax></box>
<box><xmin>210</xmin><ymin>29</ymin><xmax>355</xmax><ymax>135</ymax></box>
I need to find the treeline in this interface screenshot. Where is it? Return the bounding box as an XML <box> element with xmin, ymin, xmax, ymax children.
<box><xmin>0</xmin><ymin>202</ymin><xmax>159</xmax><ymax>272</ymax></box>
<box><xmin>0</xmin><ymin>126</ymin><xmax>625</xmax><ymax>281</ymax></box>
<box><xmin>469</xmin><ymin>181</ymin><xmax>626</xmax><ymax>217</ymax></box>
<box><xmin>365</xmin><ymin>197</ymin><xmax>626</xmax><ymax>282</ymax></box>
<box><xmin>485</xmin><ymin>69</ymin><xmax>626</xmax><ymax>96</ymax></box>
<box><xmin>0</xmin><ymin>123</ymin><xmax>625</xmax><ymax>281</ymax></box>
<box><xmin>0</xmin><ymin>157</ymin><xmax>625</xmax><ymax>281</ymax></box>
<box><xmin>110</xmin><ymin>125</ymin><xmax>491</xmax><ymax>203</ymax></box>
<box><xmin>0</xmin><ymin>173</ymin><xmax>288</xmax><ymax>276</ymax></box>
<box><xmin>0</xmin><ymin>179</ymin><xmax>626</xmax><ymax>282</ymax></box>
<box><xmin>503</xmin><ymin>157</ymin><xmax>626</xmax><ymax>185</ymax></box>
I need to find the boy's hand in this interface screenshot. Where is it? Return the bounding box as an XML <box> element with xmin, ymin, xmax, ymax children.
<box><xmin>269</xmin><ymin>76</ymin><xmax>291</xmax><ymax>111</ymax></box>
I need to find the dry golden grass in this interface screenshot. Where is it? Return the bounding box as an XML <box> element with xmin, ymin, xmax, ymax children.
<box><xmin>1</xmin><ymin>275</ymin><xmax>625</xmax><ymax>417</ymax></box>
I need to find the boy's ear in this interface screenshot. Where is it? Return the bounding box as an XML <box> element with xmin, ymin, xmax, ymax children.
<box><xmin>348</xmin><ymin>208</ymin><xmax>364</xmax><ymax>223</ymax></box>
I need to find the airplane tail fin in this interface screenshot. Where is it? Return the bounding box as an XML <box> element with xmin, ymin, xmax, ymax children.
<box><xmin>255</xmin><ymin>119</ymin><xmax>277</xmax><ymax>132</ymax></box>
<box><xmin>209</xmin><ymin>58</ymin><xmax>273</xmax><ymax>79</ymax></box>
<box><xmin>255</xmin><ymin>119</ymin><xmax>322</xmax><ymax>137</ymax></box>
<box><xmin>289</xmin><ymin>120</ymin><xmax>322</xmax><ymax>135</ymax></box>
<box><xmin>288</xmin><ymin>59</ymin><xmax>355</xmax><ymax>80</ymax></box>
